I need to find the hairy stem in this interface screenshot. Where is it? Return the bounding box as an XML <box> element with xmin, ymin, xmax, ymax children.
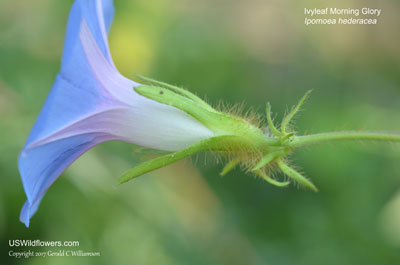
<box><xmin>289</xmin><ymin>131</ymin><xmax>400</xmax><ymax>148</ymax></box>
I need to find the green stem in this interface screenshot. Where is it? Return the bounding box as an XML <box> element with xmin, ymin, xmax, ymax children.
<box><xmin>289</xmin><ymin>131</ymin><xmax>400</xmax><ymax>148</ymax></box>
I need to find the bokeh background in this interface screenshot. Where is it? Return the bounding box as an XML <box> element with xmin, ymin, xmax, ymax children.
<box><xmin>1</xmin><ymin>0</ymin><xmax>400</xmax><ymax>264</ymax></box>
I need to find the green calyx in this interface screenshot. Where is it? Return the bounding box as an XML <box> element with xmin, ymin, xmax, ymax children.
<box><xmin>119</xmin><ymin>75</ymin><xmax>400</xmax><ymax>192</ymax></box>
<box><xmin>134</xmin><ymin>85</ymin><xmax>267</xmax><ymax>146</ymax></box>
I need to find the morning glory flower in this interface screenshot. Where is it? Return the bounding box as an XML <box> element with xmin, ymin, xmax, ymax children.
<box><xmin>19</xmin><ymin>0</ymin><xmax>214</xmax><ymax>227</ymax></box>
<box><xmin>19</xmin><ymin>0</ymin><xmax>400</xmax><ymax>228</ymax></box>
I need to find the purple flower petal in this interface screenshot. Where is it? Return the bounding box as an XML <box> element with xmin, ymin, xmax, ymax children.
<box><xmin>19</xmin><ymin>0</ymin><xmax>213</xmax><ymax>227</ymax></box>
<box><xmin>19</xmin><ymin>134</ymin><xmax>110</xmax><ymax>227</ymax></box>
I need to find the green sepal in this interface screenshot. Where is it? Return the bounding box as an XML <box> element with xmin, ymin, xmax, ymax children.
<box><xmin>277</xmin><ymin>159</ymin><xmax>318</xmax><ymax>192</ymax></box>
<box><xmin>254</xmin><ymin>170</ymin><xmax>290</xmax><ymax>187</ymax></box>
<box><xmin>281</xmin><ymin>90</ymin><xmax>312</xmax><ymax>134</ymax></box>
<box><xmin>118</xmin><ymin>135</ymin><xmax>240</xmax><ymax>184</ymax></box>
<box><xmin>134</xmin><ymin>85</ymin><xmax>218</xmax><ymax>127</ymax></box>
<box><xmin>134</xmin><ymin>85</ymin><xmax>269</xmax><ymax>142</ymax></box>
<box><xmin>220</xmin><ymin>158</ymin><xmax>241</xmax><ymax>176</ymax></box>
<box><xmin>266</xmin><ymin>102</ymin><xmax>281</xmax><ymax>137</ymax></box>
<box><xmin>252</xmin><ymin>150</ymin><xmax>285</xmax><ymax>171</ymax></box>
<box><xmin>135</xmin><ymin>74</ymin><xmax>216</xmax><ymax>112</ymax></box>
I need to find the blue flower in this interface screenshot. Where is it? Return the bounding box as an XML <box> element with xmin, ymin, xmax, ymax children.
<box><xmin>19</xmin><ymin>0</ymin><xmax>213</xmax><ymax>227</ymax></box>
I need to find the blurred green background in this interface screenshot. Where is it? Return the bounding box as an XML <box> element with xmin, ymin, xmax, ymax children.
<box><xmin>1</xmin><ymin>0</ymin><xmax>400</xmax><ymax>264</ymax></box>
